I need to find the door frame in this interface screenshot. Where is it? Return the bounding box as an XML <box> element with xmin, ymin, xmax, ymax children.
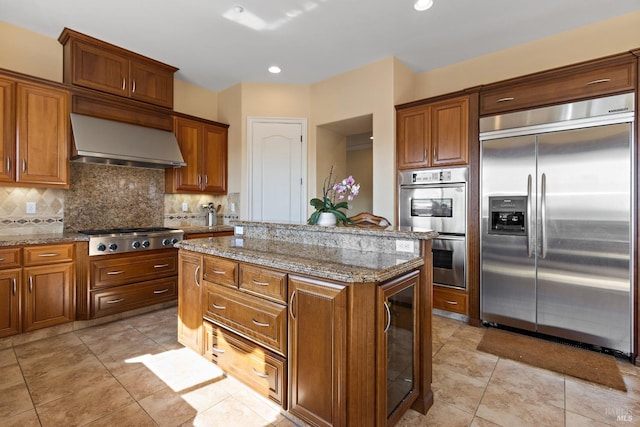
<box><xmin>247</xmin><ymin>117</ymin><xmax>308</xmax><ymax>222</ymax></box>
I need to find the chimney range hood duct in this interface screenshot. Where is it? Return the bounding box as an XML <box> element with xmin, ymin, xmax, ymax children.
<box><xmin>70</xmin><ymin>113</ymin><xmax>186</xmax><ymax>169</ymax></box>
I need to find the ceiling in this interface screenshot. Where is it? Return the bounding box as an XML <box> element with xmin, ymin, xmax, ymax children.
<box><xmin>1</xmin><ymin>0</ymin><xmax>639</xmax><ymax>92</ymax></box>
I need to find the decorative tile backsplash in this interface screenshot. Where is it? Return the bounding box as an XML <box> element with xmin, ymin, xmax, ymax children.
<box><xmin>0</xmin><ymin>187</ymin><xmax>65</xmax><ymax>235</ymax></box>
<box><xmin>0</xmin><ymin>163</ymin><xmax>240</xmax><ymax>234</ymax></box>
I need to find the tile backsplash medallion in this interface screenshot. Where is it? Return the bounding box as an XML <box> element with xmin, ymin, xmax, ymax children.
<box><xmin>0</xmin><ymin>163</ymin><xmax>238</xmax><ymax>234</ymax></box>
<box><xmin>0</xmin><ymin>187</ymin><xmax>65</xmax><ymax>235</ymax></box>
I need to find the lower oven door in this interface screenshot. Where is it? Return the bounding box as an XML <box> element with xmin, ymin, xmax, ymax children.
<box><xmin>432</xmin><ymin>235</ymin><xmax>466</xmax><ymax>290</ymax></box>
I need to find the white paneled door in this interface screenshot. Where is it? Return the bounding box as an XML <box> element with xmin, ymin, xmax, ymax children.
<box><xmin>248</xmin><ymin>118</ymin><xmax>307</xmax><ymax>223</ymax></box>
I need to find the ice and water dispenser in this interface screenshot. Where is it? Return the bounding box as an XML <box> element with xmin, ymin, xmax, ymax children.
<box><xmin>488</xmin><ymin>196</ymin><xmax>527</xmax><ymax>236</ymax></box>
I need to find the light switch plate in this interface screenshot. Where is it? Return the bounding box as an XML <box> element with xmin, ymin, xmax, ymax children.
<box><xmin>26</xmin><ymin>202</ymin><xmax>36</xmax><ymax>214</ymax></box>
<box><xmin>182</xmin><ymin>202</ymin><xmax>188</xmax><ymax>212</ymax></box>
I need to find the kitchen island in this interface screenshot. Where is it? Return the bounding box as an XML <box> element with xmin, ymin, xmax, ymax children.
<box><xmin>176</xmin><ymin>221</ymin><xmax>437</xmax><ymax>427</ymax></box>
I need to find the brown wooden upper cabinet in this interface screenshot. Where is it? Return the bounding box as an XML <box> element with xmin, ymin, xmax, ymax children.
<box><xmin>165</xmin><ymin>116</ymin><xmax>229</xmax><ymax>194</ymax></box>
<box><xmin>396</xmin><ymin>95</ymin><xmax>469</xmax><ymax>170</ymax></box>
<box><xmin>58</xmin><ymin>28</ymin><xmax>178</xmax><ymax>109</ymax></box>
<box><xmin>480</xmin><ymin>53</ymin><xmax>636</xmax><ymax>116</ymax></box>
<box><xmin>0</xmin><ymin>75</ymin><xmax>69</xmax><ymax>188</ymax></box>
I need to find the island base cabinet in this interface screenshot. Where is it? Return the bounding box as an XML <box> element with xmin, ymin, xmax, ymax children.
<box><xmin>288</xmin><ymin>275</ymin><xmax>348</xmax><ymax>427</ymax></box>
<box><xmin>178</xmin><ymin>251</ymin><xmax>203</xmax><ymax>353</ymax></box>
<box><xmin>203</xmin><ymin>321</ymin><xmax>286</xmax><ymax>407</ymax></box>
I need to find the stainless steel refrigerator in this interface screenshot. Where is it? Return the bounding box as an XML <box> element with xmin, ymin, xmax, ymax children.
<box><xmin>480</xmin><ymin>93</ymin><xmax>635</xmax><ymax>355</ymax></box>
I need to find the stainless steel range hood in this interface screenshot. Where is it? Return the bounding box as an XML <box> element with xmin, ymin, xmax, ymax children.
<box><xmin>70</xmin><ymin>113</ymin><xmax>186</xmax><ymax>169</ymax></box>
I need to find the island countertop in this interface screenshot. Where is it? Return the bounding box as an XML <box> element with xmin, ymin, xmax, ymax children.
<box><xmin>176</xmin><ymin>218</ymin><xmax>438</xmax><ymax>284</ymax></box>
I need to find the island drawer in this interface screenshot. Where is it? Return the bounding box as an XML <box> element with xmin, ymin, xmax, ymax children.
<box><xmin>239</xmin><ymin>264</ymin><xmax>287</xmax><ymax>303</ymax></box>
<box><xmin>91</xmin><ymin>276</ymin><xmax>177</xmax><ymax>318</ymax></box>
<box><xmin>90</xmin><ymin>251</ymin><xmax>177</xmax><ymax>289</ymax></box>
<box><xmin>203</xmin><ymin>281</ymin><xmax>287</xmax><ymax>356</ymax></box>
<box><xmin>203</xmin><ymin>322</ymin><xmax>286</xmax><ymax>408</ymax></box>
<box><xmin>203</xmin><ymin>256</ymin><xmax>238</xmax><ymax>288</ymax></box>
<box><xmin>0</xmin><ymin>248</ymin><xmax>21</xmax><ymax>269</ymax></box>
<box><xmin>23</xmin><ymin>244</ymin><xmax>74</xmax><ymax>266</ymax></box>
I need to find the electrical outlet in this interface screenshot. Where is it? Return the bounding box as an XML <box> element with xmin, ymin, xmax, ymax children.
<box><xmin>234</xmin><ymin>225</ymin><xmax>244</xmax><ymax>235</ymax></box>
<box><xmin>26</xmin><ymin>202</ymin><xmax>36</xmax><ymax>214</ymax></box>
<box><xmin>182</xmin><ymin>202</ymin><xmax>188</xmax><ymax>212</ymax></box>
<box><xmin>395</xmin><ymin>239</ymin><xmax>414</xmax><ymax>253</ymax></box>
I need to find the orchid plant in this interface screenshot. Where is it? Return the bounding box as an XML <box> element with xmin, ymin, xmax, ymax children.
<box><xmin>308</xmin><ymin>166</ymin><xmax>360</xmax><ymax>225</ymax></box>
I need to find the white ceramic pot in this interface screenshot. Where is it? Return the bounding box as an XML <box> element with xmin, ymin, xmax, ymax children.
<box><xmin>316</xmin><ymin>212</ymin><xmax>337</xmax><ymax>226</ymax></box>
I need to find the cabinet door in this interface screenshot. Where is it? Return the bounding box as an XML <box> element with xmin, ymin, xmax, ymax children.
<box><xmin>70</xmin><ymin>40</ymin><xmax>129</xmax><ymax>98</ymax></box>
<box><xmin>0</xmin><ymin>269</ymin><xmax>21</xmax><ymax>338</ymax></box>
<box><xmin>431</xmin><ymin>96</ymin><xmax>469</xmax><ymax>166</ymax></box>
<box><xmin>288</xmin><ymin>275</ymin><xmax>347</xmax><ymax>427</ymax></box>
<box><xmin>23</xmin><ymin>262</ymin><xmax>74</xmax><ymax>332</ymax></box>
<box><xmin>170</xmin><ymin>117</ymin><xmax>203</xmax><ymax>192</ymax></box>
<box><xmin>377</xmin><ymin>271</ymin><xmax>420</xmax><ymax>426</ymax></box>
<box><xmin>396</xmin><ymin>106</ymin><xmax>431</xmax><ymax>170</ymax></box>
<box><xmin>130</xmin><ymin>59</ymin><xmax>174</xmax><ymax>108</ymax></box>
<box><xmin>178</xmin><ymin>251</ymin><xmax>203</xmax><ymax>353</ymax></box>
<box><xmin>0</xmin><ymin>78</ymin><xmax>14</xmax><ymax>183</ymax></box>
<box><xmin>201</xmin><ymin>124</ymin><xmax>228</xmax><ymax>194</ymax></box>
<box><xmin>16</xmin><ymin>83</ymin><xmax>69</xmax><ymax>188</ymax></box>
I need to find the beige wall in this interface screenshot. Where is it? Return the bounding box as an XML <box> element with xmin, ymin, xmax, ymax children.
<box><xmin>316</xmin><ymin>127</ymin><xmax>347</xmax><ymax>200</ymax></box>
<box><xmin>412</xmin><ymin>11</ymin><xmax>640</xmax><ymax>101</ymax></box>
<box><xmin>347</xmin><ymin>146</ymin><xmax>373</xmax><ymax>215</ymax></box>
<box><xmin>173</xmin><ymin>79</ymin><xmax>218</xmax><ymax>120</ymax></box>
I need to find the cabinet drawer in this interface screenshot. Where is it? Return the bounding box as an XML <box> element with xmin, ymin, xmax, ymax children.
<box><xmin>23</xmin><ymin>244</ymin><xmax>74</xmax><ymax>266</ymax></box>
<box><xmin>0</xmin><ymin>248</ymin><xmax>21</xmax><ymax>269</ymax></box>
<box><xmin>240</xmin><ymin>264</ymin><xmax>287</xmax><ymax>303</ymax></box>
<box><xmin>91</xmin><ymin>276</ymin><xmax>177</xmax><ymax>318</ymax></box>
<box><xmin>204</xmin><ymin>322</ymin><xmax>286</xmax><ymax>407</ymax></box>
<box><xmin>91</xmin><ymin>251</ymin><xmax>177</xmax><ymax>289</ymax></box>
<box><xmin>203</xmin><ymin>281</ymin><xmax>287</xmax><ymax>356</ymax></box>
<box><xmin>433</xmin><ymin>286</ymin><xmax>468</xmax><ymax>315</ymax></box>
<box><xmin>203</xmin><ymin>256</ymin><xmax>238</xmax><ymax>288</ymax></box>
<box><xmin>480</xmin><ymin>59</ymin><xmax>635</xmax><ymax>115</ymax></box>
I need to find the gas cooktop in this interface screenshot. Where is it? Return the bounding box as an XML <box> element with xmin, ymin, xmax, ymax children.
<box><xmin>78</xmin><ymin>227</ymin><xmax>184</xmax><ymax>256</ymax></box>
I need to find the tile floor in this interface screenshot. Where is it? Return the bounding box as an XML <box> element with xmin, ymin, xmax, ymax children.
<box><xmin>0</xmin><ymin>307</ymin><xmax>639</xmax><ymax>426</ymax></box>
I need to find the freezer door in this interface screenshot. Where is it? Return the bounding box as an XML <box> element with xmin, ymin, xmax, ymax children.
<box><xmin>536</xmin><ymin>123</ymin><xmax>631</xmax><ymax>353</ymax></box>
<box><xmin>481</xmin><ymin>135</ymin><xmax>537</xmax><ymax>330</ymax></box>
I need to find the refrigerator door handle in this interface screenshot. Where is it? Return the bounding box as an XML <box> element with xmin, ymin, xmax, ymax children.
<box><xmin>527</xmin><ymin>174</ymin><xmax>533</xmax><ymax>257</ymax></box>
<box><xmin>541</xmin><ymin>172</ymin><xmax>547</xmax><ymax>258</ymax></box>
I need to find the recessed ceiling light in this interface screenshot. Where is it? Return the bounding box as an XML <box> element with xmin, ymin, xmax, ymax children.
<box><xmin>268</xmin><ymin>65</ymin><xmax>281</xmax><ymax>74</ymax></box>
<box><xmin>233</xmin><ymin>5</ymin><xmax>244</xmax><ymax>13</ymax></box>
<box><xmin>414</xmin><ymin>0</ymin><xmax>433</xmax><ymax>11</ymax></box>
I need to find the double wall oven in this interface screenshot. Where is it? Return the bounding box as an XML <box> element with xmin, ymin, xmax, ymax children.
<box><xmin>399</xmin><ymin>168</ymin><xmax>467</xmax><ymax>290</ymax></box>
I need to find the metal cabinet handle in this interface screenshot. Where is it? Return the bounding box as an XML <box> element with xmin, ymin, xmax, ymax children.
<box><xmin>212</xmin><ymin>302</ymin><xmax>226</xmax><ymax>310</ymax></box>
<box><xmin>586</xmin><ymin>78</ymin><xmax>611</xmax><ymax>86</ymax></box>
<box><xmin>22</xmin><ymin>159</ymin><xmax>26</xmax><ymax>173</ymax></box>
<box><xmin>12</xmin><ymin>278</ymin><xmax>16</xmax><ymax>295</ymax></box>
<box><xmin>251</xmin><ymin>368</ymin><xmax>269</xmax><ymax>378</ymax></box>
<box><xmin>289</xmin><ymin>290</ymin><xmax>296</xmax><ymax>319</ymax></box>
<box><xmin>107</xmin><ymin>270</ymin><xmax>125</xmax><ymax>275</ymax></box>
<box><xmin>527</xmin><ymin>174</ymin><xmax>533</xmax><ymax>258</ymax></box>
<box><xmin>194</xmin><ymin>265</ymin><xmax>201</xmax><ymax>287</ymax></box>
<box><xmin>0</xmin><ymin>258</ymin><xmax>4</xmax><ymax>261</ymax></box>
<box><xmin>153</xmin><ymin>288</ymin><xmax>169</xmax><ymax>294</ymax></box>
<box><xmin>154</xmin><ymin>264</ymin><xmax>170</xmax><ymax>268</ymax></box>
<box><xmin>132</xmin><ymin>80</ymin><xmax>136</xmax><ymax>93</ymax></box>
<box><xmin>204</xmin><ymin>175</ymin><xmax>208</xmax><ymax>185</ymax></box>
<box><xmin>5</xmin><ymin>157</ymin><xmax>9</xmax><ymax>173</ymax></box>
<box><xmin>38</xmin><ymin>253</ymin><xmax>60</xmax><ymax>257</ymax></box>
<box><xmin>211</xmin><ymin>345</ymin><xmax>225</xmax><ymax>354</ymax></box>
<box><xmin>122</xmin><ymin>78</ymin><xmax>126</xmax><ymax>90</ymax></box>
<box><xmin>444</xmin><ymin>300</ymin><xmax>458</xmax><ymax>305</ymax></box>
<box><xmin>211</xmin><ymin>270</ymin><xmax>226</xmax><ymax>275</ymax></box>
<box><xmin>383</xmin><ymin>301</ymin><xmax>391</xmax><ymax>333</ymax></box>
<box><xmin>541</xmin><ymin>172</ymin><xmax>547</xmax><ymax>259</ymax></box>
<box><xmin>198</xmin><ymin>175</ymin><xmax>202</xmax><ymax>186</ymax></box>
<box><xmin>496</xmin><ymin>97</ymin><xmax>515</xmax><ymax>103</ymax></box>
<box><xmin>29</xmin><ymin>276</ymin><xmax>33</xmax><ymax>293</ymax></box>
<box><xmin>106</xmin><ymin>298</ymin><xmax>125</xmax><ymax>304</ymax></box>
<box><xmin>252</xmin><ymin>279</ymin><xmax>269</xmax><ymax>286</ymax></box>
<box><xmin>252</xmin><ymin>319</ymin><xmax>270</xmax><ymax>328</ymax></box>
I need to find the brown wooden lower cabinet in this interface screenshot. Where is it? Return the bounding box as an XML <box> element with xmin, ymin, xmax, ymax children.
<box><xmin>0</xmin><ymin>268</ymin><xmax>21</xmax><ymax>337</ymax></box>
<box><xmin>91</xmin><ymin>277</ymin><xmax>177</xmax><ymax>318</ymax></box>
<box><xmin>23</xmin><ymin>262</ymin><xmax>74</xmax><ymax>331</ymax></box>
<box><xmin>433</xmin><ymin>286</ymin><xmax>468</xmax><ymax>315</ymax></box>
<box><xmin>178</xmin><ymin>251</ymin><xmax>203</xmax><ymax>353</ymax></box>
<box><xmin>203</xmin><ymin>322</ymin><xmax>286</xmax><ymax>407</ymax></box>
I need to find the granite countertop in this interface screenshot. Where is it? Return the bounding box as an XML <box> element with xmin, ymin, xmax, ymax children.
<box><xmin>176</xmin><ymin>236</ymin><xmax>425</xmax><ymax>283</ymax></box>
<box><xmin>0</xmin><ymin>232</ymin><xmax>89</xmax><ymax>247</ymax></box>
<box><xmin>180</xmin><ymin>225</ymin><xmax>234</xmax><ymax>234</ymax></box>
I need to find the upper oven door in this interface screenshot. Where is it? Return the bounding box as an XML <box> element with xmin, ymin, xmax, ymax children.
<box><xmin>399</xmin><ymin>182</ymin><xmax>466</xmax><ymax>234</ymax></box>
